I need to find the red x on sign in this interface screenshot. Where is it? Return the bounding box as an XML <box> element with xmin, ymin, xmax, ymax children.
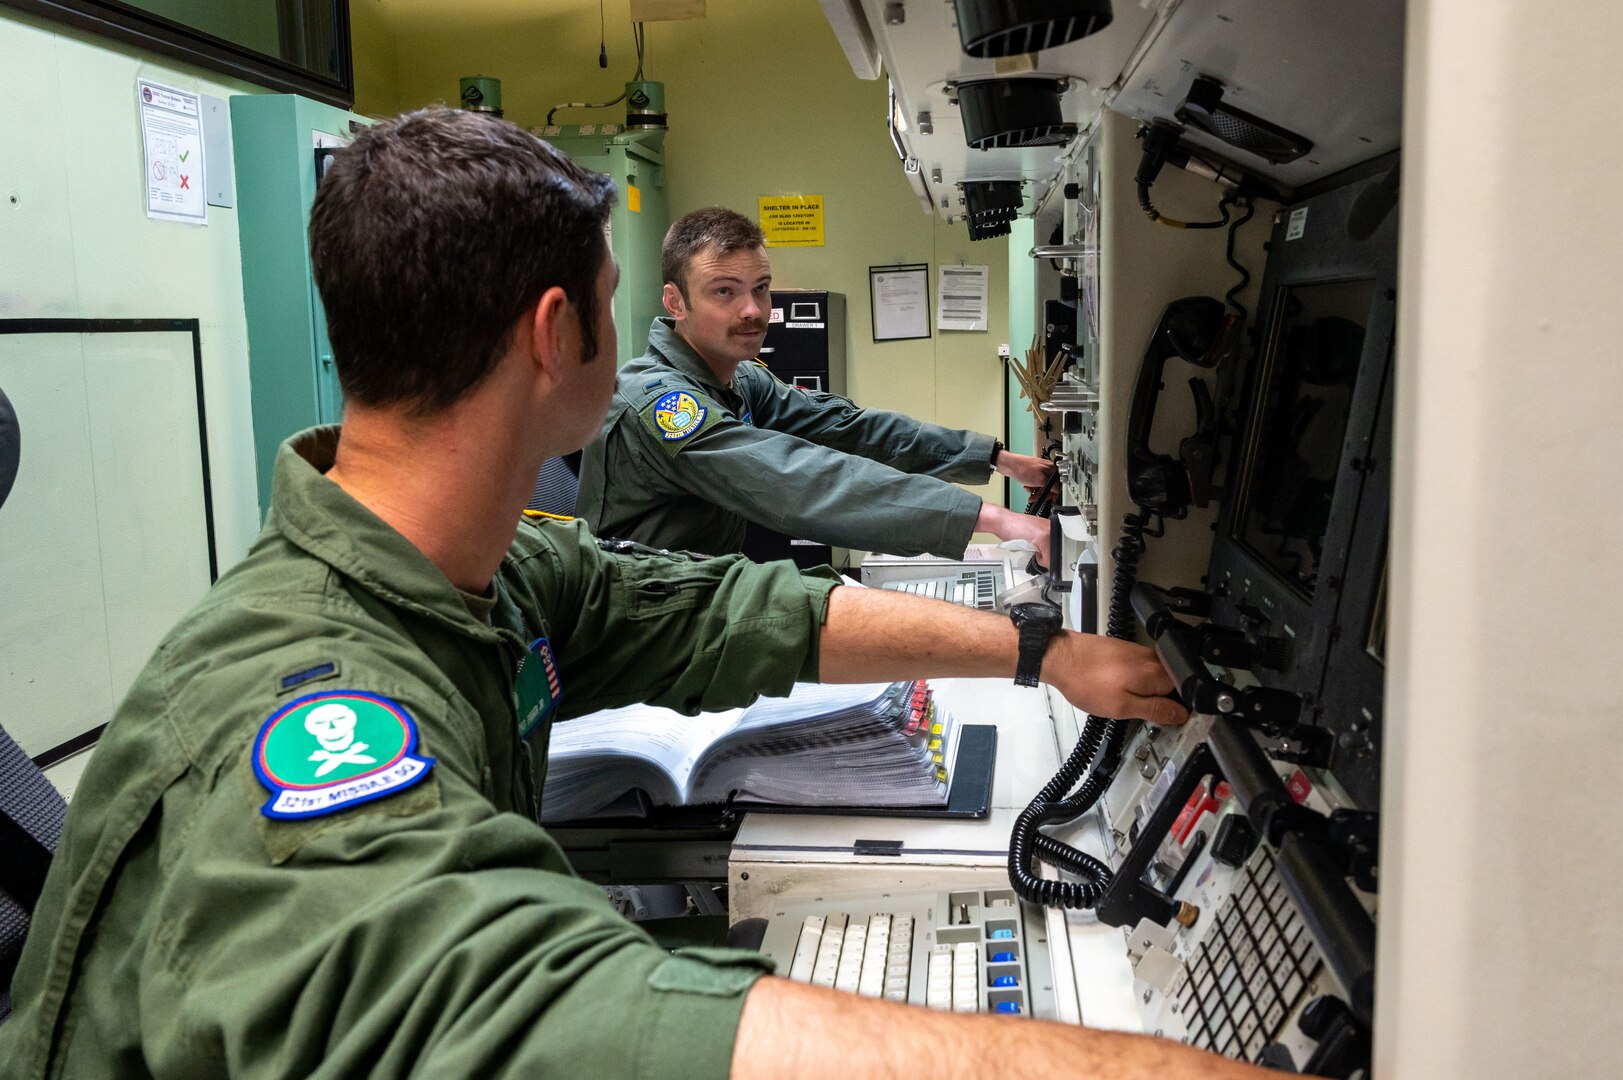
<box><xmin>179</xmin><ymin>175</ymin><xmax>190</xmax><ymax>190</ymax></box>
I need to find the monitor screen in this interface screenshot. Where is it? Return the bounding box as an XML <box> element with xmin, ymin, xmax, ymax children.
<box><xmin>1234</xmin><ymin>279</ymin><xmax>1377</xmax><ymax>599</ymax></box>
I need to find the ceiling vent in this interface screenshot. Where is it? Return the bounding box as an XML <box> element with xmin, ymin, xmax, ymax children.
<box><xmin>1176</xmin><ymin>76</ymin><xmax>1313</xmax><ymax>164</ymax></box>
<box><xmin>958</xmin><ymin>78</ymin><xmax>1076</xmax><ymax>150</ymax></box>
<box><xmin>952</xmin><ymin>0</ymin><xmax>1114</xmax><ymax>58</ymax></box>
<box><xmin>963</xmin><ymin>180</ymin><xmax>1023</xmax><ymax>240</ymax></box>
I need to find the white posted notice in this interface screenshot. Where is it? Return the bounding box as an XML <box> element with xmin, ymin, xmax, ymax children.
<box><xmin>937</xmin><ymin>264</ymin><xmax>989</xmax><ymax>331</ymax></box>
<box><xmin>139</xmin><ymin>80</ymin><xmax>207</xmax><ymax>225</ymax></box>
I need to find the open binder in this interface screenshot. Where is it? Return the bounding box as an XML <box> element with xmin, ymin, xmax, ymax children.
<box><xmin>540</xmin><ymin>681</ymin><xmax>996</xmax><ymax>824</ymax></box>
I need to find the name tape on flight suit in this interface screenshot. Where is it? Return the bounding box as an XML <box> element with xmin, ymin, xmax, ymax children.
<box><xmin>253</xmin><ymin>690</ymin><xmax>435</xmax><ymax>820</ymax></box>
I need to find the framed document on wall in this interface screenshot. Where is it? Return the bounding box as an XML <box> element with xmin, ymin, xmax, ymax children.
<box><xmin>868</xmin><ymin>264</ymin><xmax>930</xmax><ymax>342</ymax></box>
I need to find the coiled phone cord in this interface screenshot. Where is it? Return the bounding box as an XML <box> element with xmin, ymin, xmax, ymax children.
<box><xmin>1007</xmin><ymin>510</ymin><xmax>1152</xmax><ymax>908</ymax></box>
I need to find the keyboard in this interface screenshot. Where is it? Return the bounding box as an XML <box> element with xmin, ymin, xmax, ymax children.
<box><xmin>1169</xmin><ymin>848</ymin><xmax>1327</xmax><ymax>1061</ymax></box>
<box><xmin>880</xmin><ymin>567</ymin><xmax>1002</xmax><ymax>610</ymax></box>
<box><xmin>756</xmin><ymin>887</ymin><xmax>1052</xmax><ymax>1017</ymax></box>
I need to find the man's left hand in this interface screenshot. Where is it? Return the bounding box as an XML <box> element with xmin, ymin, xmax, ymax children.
<box><xmin>995</xmin><ymin>451</ymin><xmax>1057</xmax><ymax>490</ymax></box>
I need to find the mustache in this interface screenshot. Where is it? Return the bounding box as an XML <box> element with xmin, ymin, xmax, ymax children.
<box><xmin>733</xmin><ymin>321</ymin><xmax>767</xmax><ymax>333</ymax></box>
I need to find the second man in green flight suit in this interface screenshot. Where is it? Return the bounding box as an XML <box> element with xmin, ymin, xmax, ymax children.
<box><xmin>576</xmin><ymin>207</ymin><xmax>1058</xmax><ymax>564</ymax></box>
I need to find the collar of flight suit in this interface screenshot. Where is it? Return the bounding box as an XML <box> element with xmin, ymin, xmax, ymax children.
<box><xmin>645</xmin><ymin>317</ymin><xmax>746</xmax><ymax>398</ymax></box>
<box><xmin>269</xmin><ymin>426</ymin><xmax>508</xmax><ymax>645</ymax></box>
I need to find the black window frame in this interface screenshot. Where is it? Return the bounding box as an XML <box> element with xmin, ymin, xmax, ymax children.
<box><xmin>2</xmin><ymin>0</ymin><xmax>353</xmax><ymax>107</ymax></box>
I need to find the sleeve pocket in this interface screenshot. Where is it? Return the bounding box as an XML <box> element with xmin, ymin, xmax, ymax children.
<box><xmin>647</xmin><ymin>946</ymin><xmax>775</xmax><ymax>997</ymax></box>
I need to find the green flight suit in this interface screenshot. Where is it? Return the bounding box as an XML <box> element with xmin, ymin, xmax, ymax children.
<box><xmin>577</xmin><ymin>318</ymin><xmax>998</xmax><ymax>557</ymax></box>
<box><xmin>1</xmin><ymin>426</ymin><xmax>842</xmax><ymax>1080</ymax></box>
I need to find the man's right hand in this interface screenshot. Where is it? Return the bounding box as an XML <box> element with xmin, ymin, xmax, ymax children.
<box><xmin>817</xmin><ymin>586</ymin><xmax>1187</xmax><ymax>728</ymax></box>
<box><xmin>1044</xmin><ymin>632</ymin><xmax>1188</xmax><ymax>726</ymax></box>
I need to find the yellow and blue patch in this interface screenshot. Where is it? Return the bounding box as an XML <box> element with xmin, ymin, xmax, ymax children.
<box><xmin>641</xmin><ymin>388</ymin><xmax>717</xmax><ymax>456</ymax></box>
<box><xmin>652</xmin><ymin>390</ymin><xmax>707</xmax><ymax>442</ymax></box>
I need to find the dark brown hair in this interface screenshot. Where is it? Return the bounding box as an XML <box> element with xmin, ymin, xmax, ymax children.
<box><xmin>661</xmin><ymin>207</ymin><xmax>766</xmax><ymax>300</ymax></box>
<box><xmin>309</xmin><ymin>108</ymin><xmax>618</xmax><ymax>413</ymax></box>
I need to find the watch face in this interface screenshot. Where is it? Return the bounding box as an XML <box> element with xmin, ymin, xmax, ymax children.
<box><xmin>1012</xmin><ymin>602</ymin><xmax>1063</xmax><ymax>630</ymax></box>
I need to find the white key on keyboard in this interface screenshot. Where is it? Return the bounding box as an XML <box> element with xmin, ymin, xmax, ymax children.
<box><xmin>858</xmin><ymin>914</ymin><xmax>890</xmax><ymax>997</ymax></box>
<box><xmin>953</xmin><ymin>942</ymin><xmax>980</xmax><ymax>1013</ymax></box>
<box><xmin>884</xmin><ymin>914</ymin><xmax>914</xmax><ymax>1002</ymax></box>
<box><xmin>834</xmin><ymin>921</ymin><xmax>867</xmax><ymax>993</ymax></box>
<box><xmin>788</xmin><ymin>915</ymin><xmax>824</xmax><ymax>983</ymax></box>
<box><xmin>926</xmin><ymin>945</ymin><xmax>954</xmax><ymax>1010</ymax></box>
<box><xmin>811</xmin><ymin>913</ymin><xmax>847</xmax><ymax>988</ymax></box>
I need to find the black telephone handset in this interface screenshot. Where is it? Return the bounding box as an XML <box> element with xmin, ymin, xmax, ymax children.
<box><xmin>1023</xmin><ymin>462</ymin><xmax>1060</xmax><ymax>517</ymax></box>
<box><xmin>1125</xmin><ymin>296</ymin><xmax>1233</xmax><ymax>517</ymax></box>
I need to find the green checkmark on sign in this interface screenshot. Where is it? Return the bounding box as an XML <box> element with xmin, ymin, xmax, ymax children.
<box><xmin>179</xmin><ymin>150</ymin><xmax>190</xmax><ymax>162</ymax></box>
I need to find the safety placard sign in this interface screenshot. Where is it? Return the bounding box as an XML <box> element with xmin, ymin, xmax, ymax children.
<box><xmin>139</xmin><ymin>80</ymin><xmax>207</xmax><ymax>225</ymax></box>
<box><xmin>759</xmin><ymin>195</ymin><xmax>824</xmax><ymax>247</ymax></box>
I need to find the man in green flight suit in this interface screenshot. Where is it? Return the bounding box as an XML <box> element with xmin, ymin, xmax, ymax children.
<box><xmin>1</xmin><ymin>109</ymin><xmax>1274</xmax><ymax>1080</ymax></box>
<box><xmin>576</xmin><ymin>207</ymin><xmax>1060</xmax><ymax>565</ymax></box>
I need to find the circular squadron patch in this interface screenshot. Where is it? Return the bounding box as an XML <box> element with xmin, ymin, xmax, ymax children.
<box><xmin>253</xmin><ymin>690</ymin><xmax>435</xmax><ymax>820</ymax></box>
<box><xmin>653</xmin><ymin>390</ymin><xmax>707</xmax><ymax>442</ymax></box>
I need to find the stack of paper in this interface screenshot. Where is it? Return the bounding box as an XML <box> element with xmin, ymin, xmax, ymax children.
<box><xmin>539</xmin><ymin>681</ymin><xmax>959</xmax><ymax>822</ymax></box>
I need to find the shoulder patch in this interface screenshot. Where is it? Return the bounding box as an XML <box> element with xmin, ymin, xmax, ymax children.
<box><xmin>651</xmin><ymin>390</ymin><xmax>708</xmax><ymax>441</ymax></box>
<box><xmin>253</xmin><ymin>690</ymin><xmax>435</xmax><ymax>820</ymax></box>
<box><xmin>641</xmin><ymin>389</ymin><xmax>714</xmax><ymax>455</ymax></box>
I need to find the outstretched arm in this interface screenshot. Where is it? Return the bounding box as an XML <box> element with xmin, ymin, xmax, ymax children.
<box><xmin>975</xmin><ymin>501</ymin><xmax>1052</xmax><ymax>570</ymax></box>
<box><xmin>817</xmin><ymin>584</ymin><xmax>1185</xmax><ymax>726</ymax></box>
<box><xmin>734</xmin><ymin>977</ymin><xmax>1273</xmax><ymax>1080</ymax></box>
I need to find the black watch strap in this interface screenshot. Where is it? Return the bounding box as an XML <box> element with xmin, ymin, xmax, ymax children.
<box><xmin>990</xmin><ymin>438</ymin><xmax>1004</xmax><ymax>469</ymax></box>
<box><xmin>1010</xmin><ymin>603</ymin><xmax>1062</xmax><ymax>688</ymax></box>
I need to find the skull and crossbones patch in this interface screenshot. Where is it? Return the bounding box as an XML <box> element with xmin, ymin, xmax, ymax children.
<box><xmin>252</xmin><ymin>691</ymin><xmax>435</xmax><ymax>819</ymax></box>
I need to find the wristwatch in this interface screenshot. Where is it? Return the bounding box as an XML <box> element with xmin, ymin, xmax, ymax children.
<box><xmin>990</xmin><ymin>438</ymin><xmax>1005</xmax><ymax>469</ymax></box>
<box><xmin>1009</xmin><ymin>602</ymin><xmax>1064</xmax><ymax>687</ymax></box>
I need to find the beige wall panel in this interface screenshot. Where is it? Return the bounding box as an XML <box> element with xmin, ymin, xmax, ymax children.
<box><xmin>1379</xmin><ymin>2</ymin><xmax>1623</xmax><ymax>1077</ymax></box>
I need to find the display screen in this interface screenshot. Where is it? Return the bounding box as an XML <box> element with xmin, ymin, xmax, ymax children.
<box><xmin>1234</xmin><ymin>279</ymin><xmax>1376</xmax><ymax>598</ymax></box>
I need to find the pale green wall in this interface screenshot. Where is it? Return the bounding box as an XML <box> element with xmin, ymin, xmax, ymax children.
<box><xmin>0</xmin><ymin>9</ymin><xmax>266</xmax><ymax>568</ymax></box>
<box><xmin>353</xmin><ymin>0</ymin><xmax>1013</xmax><ymax>506</ymax></box>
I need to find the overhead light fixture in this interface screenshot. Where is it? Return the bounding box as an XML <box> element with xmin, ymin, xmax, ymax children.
<box><xmin>962</xmin><ymin>180</ymin><xmax>1023</xmax><ymax>240</ymax></box>
<box><xmin>958</xmin><ymin>78</ymin><xmax>1076</xmax><ymax>150</ymax></box>
<box><xmin>952</xmin><ymin>0</ymin><xmax>1113</xmax><ymax>58</ymax></box>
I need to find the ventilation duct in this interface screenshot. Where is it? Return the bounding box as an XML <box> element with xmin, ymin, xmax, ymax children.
<box><xmin>958</xmin><ymin>78</ymin><xmax>1076</xmax><ymax>150</ymax></box>
<box><xmin>952</xmin><ymin>0</ymin><xmax>1114</xmax><ymax>58</ymax></box>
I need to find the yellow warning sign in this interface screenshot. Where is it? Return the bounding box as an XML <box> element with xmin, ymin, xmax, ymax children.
<box><xmin>627</xmin><ymin>183</ymin><xmax>642</xmax><ymax>213</ymax></box>
<box><xmin>759</xmin><ymin>194</ymin><xmax>825</xmax><ymax>247</ymax></box>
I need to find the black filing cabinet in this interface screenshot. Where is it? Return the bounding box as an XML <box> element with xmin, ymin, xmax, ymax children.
<box><xmin>742</xmin><ymin>291</ymin><xmax>847</xmax><ymax>570</ymax></box>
